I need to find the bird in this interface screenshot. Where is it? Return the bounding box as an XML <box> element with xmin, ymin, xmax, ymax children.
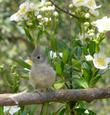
<box><xmin>29</xmin><ymin>47</ymin><xmax>56</xmax><ymax>91</ymax></box>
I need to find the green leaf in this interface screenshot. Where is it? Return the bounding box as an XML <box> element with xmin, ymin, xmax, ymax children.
<box><xmin>37</xmin><ymin>29</ymin><xmax>44</xmax><ymax>42</ymax></box>
<box><xmin>82</xmin><ymin>62</ymin><xmax>92</xmax><ymax>71</ymax></box>
<box><xmin>54</xmin><ymin>106</ymin><xmax>65</xmax><ymax>115</ymax></box>
<box><xmin>74</xmin><ymin>46</ymin><xmax>82</xmax><ymax>59</ymax></box>
<box><xmin>62</xmin><ymin>49</ymin><xmax>69</xmax><ymax>64</ymax></box>
<box><xmin>75</xmin><ymin>77</ymin><xmax>89</xmax><ymax>88</ymax></box>
<box><xmin>57</xmin><ymin>40</ymin><xmax>67</xmax><ymax>50</ymax></box>
<box><xmin>54</xmin><ymin>80</ymin><xmax>65</xmax><ymax>89</ymax></box>
<box><xmin>16</xmin><ymin>59</ymin><xmax>31</xmax><ymax>69</ymax></box>
<box><xmin>76</xmin><ymin>46</ymin><xmax>82</xmax><ymax>58</ymax></box>
<box><xmin>82</xmin><ymin>62</ymin><xmax>92</xmax><ymax>82</ymax></box>
<box><xmin>54</xmin><ymin>61</ymin><xmax>62</xmax><ymax>75</ymax></box>
<box><xmin>21</xmin><ymin>112</ymin><xmax>27</xmax><ymax>115</ymax></box>
<box><xmin>72</xmin><ymin>59</ymin><xmax>81</xmax><ymax>68</ymax></box>
<box><xmin>0</xmin><ymin>106</ymin><xmax>4</xmax><ymax>115</ymax></box>
<box><xmin>30</xmin><ymin>105</ymin><xmax>37</xmax><ymax>115</ymax></box>
<box><xmin>83</xmin><ymin>46</ymin><xmax>88</xmax><ymax>55</ymax></box>
<box><xmin>89</xmin><ymin>41</ymin><xmax>96</xmax><ymax>55</ymax></box>
<box><xmin>50</xmin><ymin>38</ymin><xmax>57</xmax><ymax>51</ymax></box>
<box><xmin>58</xmin><ymin>108</ymin><xmax>65</xmax><ymax>115</ymax></box>
<box><xmin>82</xmin><ymin>69</ymin><xmax>90</xmax><ymax>78</ymax></box>
<box><xmin>90</xmin><ymin>75</ymin><xmax>101</xmax><ymax>87</ymax></box>
<box><xmin>24</xmin><ymin>27</ymin><xmax>33</xmax><ymax>43</ymax></box>
<box><xmin>75</xmin><ymin>108</ymin><xmax>96</xmax><ymax>115</ymax></box>
<box><xmin>77</xmin><ymin>101</ymin><xmax>87</xmax><ymax>108</ymax></box>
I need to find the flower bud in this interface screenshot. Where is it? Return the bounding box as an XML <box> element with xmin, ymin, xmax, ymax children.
<box><xmin>45</xmin><ymin>2</ymin><xmax>52</xmax><ymax>6</ymax></box>
<box><xmin>37</xmin><ymin>15</ymin><xmax>42</xmax><ymax>19</ymax></box>
<box><xmin>84</xmin><ymin>22</ymin><xmax>89</xmax><ymax>27</ymax></box>
<box><xmin>69</xmin><ymin>4</ymin><xmax>73</xmax><ymax>8</ymax></box>
<box><xmin>43</xmin><ymin>17</ymin><xmax>49</xmax><ymax>22</ymax></box>
<box><xmin>53</xmin><ymin>11</ymin><xmax>59</xmax><ymax>17</ymax></box>
<box><xmin>47</xmin><ymin>6</ymin><xmax>55</xmax><ymax>11</ymax></box>
<box><xmin>85</xmin><ymin>13</ymin><xmax>90</xmax><ymax>19</ymax></box>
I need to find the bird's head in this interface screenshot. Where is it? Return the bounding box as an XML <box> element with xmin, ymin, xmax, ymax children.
<box><xmin>31</xmin><ymin>47</ymin><xmax>47</xmax><ymax>64</ymax></box>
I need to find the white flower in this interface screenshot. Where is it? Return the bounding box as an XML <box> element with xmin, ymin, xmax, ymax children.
<box><xmin>86</xmin><ymin>0</ymin><xmax>101</xmax><ymax>10</ymax></box>
<box><xmin>85</xmin><ymin>55</ymin><xmax>93</xmax><ymax>61</ymax></box>
<box><xmin>93</xmin><ymin>53</ymin><xmax>110</xmax><ymax>69</ymax></box>
<box><xmin>72</xmin><ymin>0</ymin><xmax>100</xmax><ymax>9</ymax></box>
<box><xmin>72</xmin><ymin>0</ymin><xmax>88</xmax><ymax>7</ymax></box>
<box><xmin>78</xmin><ymin>33</ymin><xmax>93</xmax><ymax>43</ymax></box>
<box><xmin>92</xmin><ymin>16</ymin><xmax>110</xmax><ymax>33</ymax></box>
<box><xmin>84</xmin><ymin>110</ymin><xmax>89</xmax><ymax>114</ymax></box>
<box><xmin>59</xmin><ymin>52</ymin><xmax>63</xmax><ymax>57</ymax></box>
<box><xmin>10</xmin><ymin>1</ymin><xmax>36</xmax><ymax>22</ymax></box>
<box><xmin>50</xmin><ymin>50</ymin><xmax>57</xmax><ymax>58</ymax></box>
<box><xmin>43</xmin><ymin>17</ymin><xmax>49</xmax><ymax>22</ymax></box>
<box><xmin>72</xmin><ymin>0</ymin><xmax>101</xmax><ymax>15</ymax></box>
<box><xmin>19</xmin><ymin>1</ymin><xmax>35</xmax><ymax>12</ymax></box>
<box><xmin>10</xmin><ymin>12</ymin><xmax>22</xmax><ymax>22</ymax></box>
<box><xmin>47</xmin><ymin>5</ymin><xmax>55</xmax><ymax>11</ymax></box>
<box><xmin>4</xmin><ymin>106</ymin><xmax>20</xmax><ymax>115</ymax></box>
<box><xmin>41</xmin><ymin>0</ymin><xmax>46</xmax><ymax>5</ymax></box>
<box><xmin>90</xmin><ymin>9</ymin><xmax>99</xmax><ymax>16</ymax></box>
<box><xmin>40</xmin><ymin>5</ymin><xmax>55</xmax><ymax>11</ymax></box>
<box><xmin>40</xmin><ymin>6</ymin><xmax>47</xmax><ymax>11</ymax></box>
<box><xmin>50</xmin><ymin>50</ymin><xmax>63</xmax><ymax>59</ymax></box>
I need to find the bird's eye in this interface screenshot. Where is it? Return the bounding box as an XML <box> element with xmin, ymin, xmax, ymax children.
<box><xmin>37</xmin><ymin>56</ymin><xmax>40</xmax><ymax>59</ymax></box>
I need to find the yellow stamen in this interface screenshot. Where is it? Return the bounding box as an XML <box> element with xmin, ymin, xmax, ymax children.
<box><xmin>95</xmin><ymin>58</ymin><xmax>106</xmax><ymax>66</ymax></box>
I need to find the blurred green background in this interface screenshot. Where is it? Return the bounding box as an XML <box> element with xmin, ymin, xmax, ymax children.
<box><xmin>0</xmin><ymin>0</ymin><xmax>110</xmax><ymax>114</ymax></box>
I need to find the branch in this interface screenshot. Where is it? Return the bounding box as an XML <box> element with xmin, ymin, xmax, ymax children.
<box><xmin>0</xmin><ymin>87</ymin><xmax>110</xmax><ymax>106</ymax></box>
<box><xmin>48</xmin><ymin>0</ymin><xmax>80</xmax><ymax>19</ymax></box>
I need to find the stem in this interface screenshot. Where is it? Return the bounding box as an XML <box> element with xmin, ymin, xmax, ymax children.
<box><xmin>69</xmin><ymin>101</ymin><xmax>76</xmax><ymax>115</ymax></box>
<box><xmin>69</xmin><ymin>51</ymin><xmax>73</xmax><ymax>89</ymax></box>
<box><xmin>61</xmin><ymin>75</ymin><xmax>70</xmax><ymax>89</ymax></box>
<box><xmin>65</xmin><ymin>83</ymin><xmax>70</xmax><ymax>89</ymax></box>
<box><xmin>40</xmin><ymin>104</ymin><xmax>44</xmax><ymax>115</ymax></box>
<box><xmin>45</xmin><ymin>103</ymin><xmax>49</xmax><ymax>115</ymax></box>
<box><xmin>66</xmin><ymin>103</ymin><xmax>71</xmax><ymax>115</ymax></box>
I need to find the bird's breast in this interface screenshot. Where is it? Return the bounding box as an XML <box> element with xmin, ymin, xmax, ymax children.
<box><xmin>30</xmin><ymin>63</ymin><xmax>56</xmax><ymax>88</ymax></box>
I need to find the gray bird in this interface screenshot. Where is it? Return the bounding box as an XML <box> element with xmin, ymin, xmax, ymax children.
<box><xmin>29</xmin><ymin>47</ymin><xmax>56</xmax><ymax>91</ymax></box>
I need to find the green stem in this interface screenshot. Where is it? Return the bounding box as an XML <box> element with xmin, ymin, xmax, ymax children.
<box><xmin>69</xmin><ymin>62</ymin><xmax>73</xmax><ymax>89</ymax></box>
<box><xmin>40</xmin><ymin>104</ymin><xmax>44</xmax><ymax>115</ymax></box>
<box><xmin>45</xmin><ymin>103</ymin><xmax>49</xmax><ymax>115</ymax></box>
<box><xmin>40</xmin><ymin>103</ymin><xmax>49</xmax><ymax>115</ymax></box>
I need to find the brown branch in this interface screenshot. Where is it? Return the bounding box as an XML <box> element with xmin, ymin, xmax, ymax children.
<box><xmin>48</xmin><ymin>0</ymin><xmax>80</xmax><ymax>19</ymax></box>
<box><xmin>0</xmin><ymin>87</ymin><xmax>110</xmax><ymax>106</ymax></box>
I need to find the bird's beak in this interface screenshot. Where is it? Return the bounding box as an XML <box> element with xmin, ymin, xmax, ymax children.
<box><xmin>25</xmin><ymin>59</ymin><xmax>33</xmax><ymax>66</ymax></box>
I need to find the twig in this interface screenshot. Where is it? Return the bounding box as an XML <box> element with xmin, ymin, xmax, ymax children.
<box><xmin>48</xmin><ymin>0</ymin><xmax>80</xmax><ymax>19</ymax></box>
<box><xmin>0</xmin><ymin>87</ymin><xmax>110</xmax><ymax>106</ymax></box>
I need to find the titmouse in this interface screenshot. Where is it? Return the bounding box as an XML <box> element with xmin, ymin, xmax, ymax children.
<box><xmin>29</xmin><ymin>47</ymin><xmax>56</xmax><ymax>91</ymax></box>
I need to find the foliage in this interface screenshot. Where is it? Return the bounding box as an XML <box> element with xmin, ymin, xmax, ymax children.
<box><xmin>1</xmin><ymin>0</ymin><xmax>110</xmax><ymax>114</ymax></box>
